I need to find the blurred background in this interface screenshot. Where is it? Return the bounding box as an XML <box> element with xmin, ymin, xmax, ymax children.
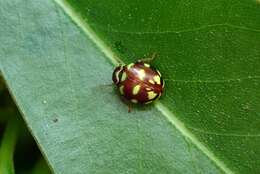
<box><xmin>0</xmin><ymin>75</ymin><xmax>51</xmax><ymax>174</ymax></box>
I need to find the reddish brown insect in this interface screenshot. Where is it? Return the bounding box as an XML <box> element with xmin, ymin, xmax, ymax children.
<box><xmin>112</xmin><ymin>54</ymin><xmax>164</xmax><ymax>111</ymax></box>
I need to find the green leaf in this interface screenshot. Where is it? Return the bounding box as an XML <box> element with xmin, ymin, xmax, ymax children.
<box><xmin>31</xmin><ymin>157</ymin><xmax>52</xmax><ymax>174</ymax></box>
<box><xmin>0</xmin><ymin>0</ymin><xmax>259</xmax><ymax>174</ymax></box>
<box><xmin>0</xmin><ymin>116</ymin><xmax>19</xmax><ymax>174</ymax></box>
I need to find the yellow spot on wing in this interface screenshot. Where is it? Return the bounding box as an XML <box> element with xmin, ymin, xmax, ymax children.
<box><xmin>121</xmin><ymin>72</ymin><xmax>127</xmax><ymax>81</ymax></box>
<box><xmin>153</xmin><ymin>75</ymin><xmax>161</xmax><ymax>84</ymax></box>
<box><xmin>144</xmin><ymin>63</ymin><xmax>150</xmax><ymax>67</ymax></box>
<box><xmin>146</xmin><ymin>87</ymin><xmax>151</xmax><ymax>91</ymax></box>
<box><xmin>149</xmin><ymin>79</ymin><xmax>155</xmax><ymax>84</ymax></box>
<box><xmin>145</xmin><ymin>100</ymin><xmax>153</xmax><ymax>104</ymax></box>
<box><xmin>145</xmin><ymin>93</ymin><xmax>161</xmax><ymax>104</ymax></box>
<box><xmin>132</xmin><ymin>85</ymin><xmax>141</xmax><ymax>95</ymax></box>
<box><xmin>156</xmin><ymin>70</ymin><xmax>161</xmax><ymax>76</ymax></box>
<box><xmin>119</xmin><ymin>85</ymin><xmax>124</xmax><ymax>95</ymax></box>
<box><xmin>131</xmin><ymin>99</ymin><xmax>138</xmax><ymax>103</ymax></box>
<box><xmin>127</xmin><ymin>63</ymin><xmax>134</xmax><ymax>70</ymax></box>
<box><xmin>137</xmin><ymin>69</ymin><xmax>146</xmax><ymax>80</ymax></box>
<box><xmin>147</xmin><ymin>91</ymin><xmax>157</xmax><ymax>100</ymax></box>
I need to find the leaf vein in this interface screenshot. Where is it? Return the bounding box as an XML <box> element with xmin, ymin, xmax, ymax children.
<box><xmin>94</xmin><ymin>23</ymin><xmax>260</xmax><ymax>35</ymax></box>
<box><xmin>164</xmin><ymin>75</ymin><xmax>260</xmax><ymax>84</ymax></box>
<box><xmin>187</xmin><ymin>126</ymin><xmax>260</xmax><ymax>137</ymax></box>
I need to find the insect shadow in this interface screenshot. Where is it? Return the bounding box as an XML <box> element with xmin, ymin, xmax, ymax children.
<box><xmin>90</xmin><ymin>83</ymin><xmax>153</xmax><ymax>113</ymax></box>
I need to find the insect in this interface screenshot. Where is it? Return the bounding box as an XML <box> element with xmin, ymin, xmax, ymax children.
<box><xmin>112</xmin><ymin>53</ymin><xmax>164</xmax><ymax>112</ymax></box>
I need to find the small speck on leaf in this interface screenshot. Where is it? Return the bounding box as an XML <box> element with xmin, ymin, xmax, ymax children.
<box><xmin>53</xmin><ymin>118</ymin><xmax>58</xmax><ymax>123</ymax></box>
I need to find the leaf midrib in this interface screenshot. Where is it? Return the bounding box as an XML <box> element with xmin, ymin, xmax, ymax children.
<box><xmin>53</xmin><ymin>0</ymin><xmax>234</xmax><ymax>173</ymax></box>
<box><xmin>91</xmin><ymin>23</ymin><xmax>260</xmax><ymax>35</ymax></box>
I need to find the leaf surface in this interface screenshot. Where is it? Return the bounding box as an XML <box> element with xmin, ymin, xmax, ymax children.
<box><xmin>0</xmin><ymin>0</ymin><xmax>260</xmax><ymax>173</ymax></box>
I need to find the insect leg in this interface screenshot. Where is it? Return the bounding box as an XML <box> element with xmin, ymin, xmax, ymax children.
<box><xmin>128</xmin><ymin>103</ymin><xmax>132</xmax><ymax>113</ymax></box>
